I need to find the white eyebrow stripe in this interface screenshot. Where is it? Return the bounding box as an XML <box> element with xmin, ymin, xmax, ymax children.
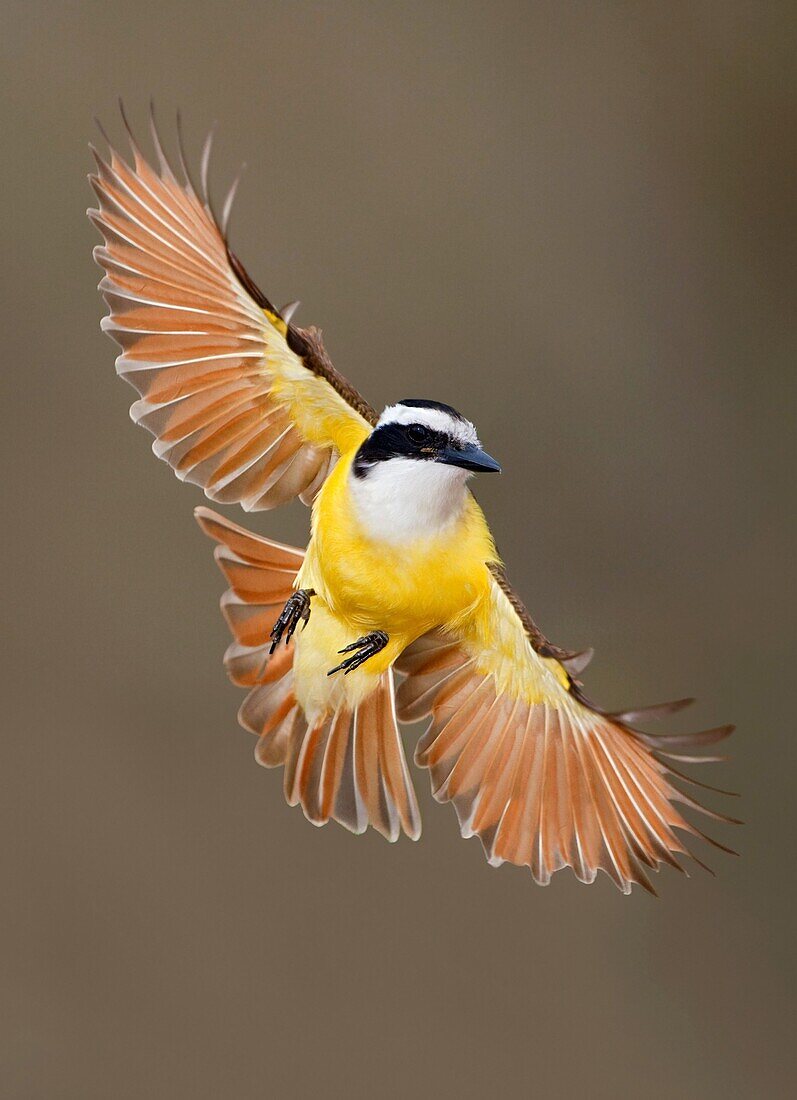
<box><xmin>377</xmin><ymin>404</ymin><xmax>479</xmax><ymax>445</ymax></box>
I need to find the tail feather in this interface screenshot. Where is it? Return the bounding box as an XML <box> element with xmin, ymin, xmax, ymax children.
<box><xmin>195</xmin><ymin>506</ymin><xmax>420</xmax><ymax>841</ymax></box>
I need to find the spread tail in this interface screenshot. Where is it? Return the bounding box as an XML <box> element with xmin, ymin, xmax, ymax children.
<box><xmin>195</xmin><ymin>507</ymin><xmax>420</xmax><ymax>841</ymax></box>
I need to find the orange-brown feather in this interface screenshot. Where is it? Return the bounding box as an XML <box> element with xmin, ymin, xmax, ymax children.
<box><xmin>90</xmin><ymin>110</ymin><xmax>372</xmax><ymax>512</ymax></box>
<box><xmin>195</xmin><ymin>507</ymin><xmax>420</xmax><ymax>841</ymax></box>
<box><xmin>396</xmin><ymin>600</ymin><xmax>735</xmax><ymax>895</ymax></box>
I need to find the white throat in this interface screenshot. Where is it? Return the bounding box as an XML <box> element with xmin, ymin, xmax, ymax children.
<box><xmin>349</xmin><ymin>458</ymin><xmax>469</xmax><ymax>545</ymax></box>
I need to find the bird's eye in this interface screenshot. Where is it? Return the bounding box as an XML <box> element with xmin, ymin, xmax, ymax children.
<box><xmin>406</xmin><ymin>424</ymin><xmax>429</xmax><ymax>445</ymax></box>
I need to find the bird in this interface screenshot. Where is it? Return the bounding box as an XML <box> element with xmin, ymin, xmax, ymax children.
<box><xmin>88</xmin><ymin>106</ymin><xmax>737</xmax><ymax>894</ymax></box>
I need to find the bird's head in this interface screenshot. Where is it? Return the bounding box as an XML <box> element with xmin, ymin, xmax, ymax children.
<box><xmin>353</xmin><ymin>399</ymin><xmax>501</xmax><ymax>481</ymax></box>
<box><xmin>350</xmin><ymin>400</ymin><xmax>500</xmax><ymax>541</ymax></box>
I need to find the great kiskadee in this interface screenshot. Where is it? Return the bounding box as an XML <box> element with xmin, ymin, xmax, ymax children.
<box><xmin>89</xmin><ymin>108</ymin><xmax>737</xmax><ymax>893</ymax></box>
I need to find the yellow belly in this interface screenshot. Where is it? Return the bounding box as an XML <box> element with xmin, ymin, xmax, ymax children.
<box><xmin>293</xmin><ymin>451</ymin><xmax>498</xmax><ymax>714</ymax></box>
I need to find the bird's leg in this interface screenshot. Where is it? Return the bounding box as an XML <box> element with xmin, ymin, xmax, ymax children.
<box><xmin>327</xmin><ymin>630</ymin><xmax>389</xmax><ymax>676</ymax></box>
<box><xmin>269</xmin><ymin>589</ymin><xmax>314</xmax><ymax>653</ymax></box>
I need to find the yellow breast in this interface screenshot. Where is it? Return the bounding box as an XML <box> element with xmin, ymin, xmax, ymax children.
<box><xmin>298</xmin><ymin>451</ymin><xmax>498</xmax><ymax>645</ymax></box>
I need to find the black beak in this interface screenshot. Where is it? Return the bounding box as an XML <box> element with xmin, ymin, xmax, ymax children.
<box><xmin>436</xmin><ymin>443</ymin><xmax>502</xmax><ymax>474</ymax></box>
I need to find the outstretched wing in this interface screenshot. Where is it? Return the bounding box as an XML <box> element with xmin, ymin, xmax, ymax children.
<box><xmin>89</xmin><ymin>106</ymin><xmax>376</xmax><ymax>511</ymax></box>
<box><xmin>396</xmin><ymin>565</ymin><xmax>737</xmax><ymax>894</ymax></box>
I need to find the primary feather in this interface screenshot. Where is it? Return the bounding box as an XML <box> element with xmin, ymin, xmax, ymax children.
<box><xmin>89</xmin><ymin>106</ymin><xmax>372</xmax><ymax>512</ymax></box>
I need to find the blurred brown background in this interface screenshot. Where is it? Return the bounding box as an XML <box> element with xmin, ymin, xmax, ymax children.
<box><xmin>2</xmin><ymin>2</ymin><xmax>795</xmax><ymax>1097</ymax></box>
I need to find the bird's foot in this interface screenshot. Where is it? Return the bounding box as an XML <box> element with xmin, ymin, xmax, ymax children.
<box><xmin>327</xmin><ymin>630</ymin><xmax>389</xmax><ymax>676</ymax></box>
<box><xmin>269</xmin><ymin>589</ymin><xmax>313</xmax><ymax>653</ymax></box>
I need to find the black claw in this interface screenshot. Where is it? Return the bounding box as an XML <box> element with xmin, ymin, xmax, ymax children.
<box><xmin>327</xmin><ymin>630</ymin><xmax>389</xmax><ymax>676</ymax></box>
<box><xmin>269</xmin><ymin>589</ymin><xmax>313</xmax><ymax>653</ymax></box>
<box><xmin>285</xmin><ymin>601</ymin><xmax>310</xmax><ymax>645</ymax></box>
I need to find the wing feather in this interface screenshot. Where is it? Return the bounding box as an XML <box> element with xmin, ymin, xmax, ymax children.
<box><xmin>396</xmin><ymin>570</ymin><xmax>736</xmax><ymax>894</ymax></box>
<box><xmin>90</xmin><ymin>107</ymin><xmax>376</xmax><ymax>510</ymax></box>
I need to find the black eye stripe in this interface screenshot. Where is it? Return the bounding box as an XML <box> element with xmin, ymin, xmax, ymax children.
<box><xmin>352</xmin><ymin>422</ymin><xmax>459</xmax><ymax>477</ymax></box>
<box><xmin>402</xmin><ymin>423</ymin><xmax>455</xmax><ymax>450</ymax></box>
<box><xmin>406</xmin><ymin>423</ymin><xmax>430</xmax><ymax>444</ymax></box>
